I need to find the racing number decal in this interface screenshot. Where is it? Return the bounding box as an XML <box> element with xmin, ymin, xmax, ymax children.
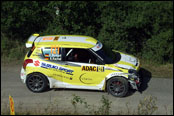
<box><xmin>43</xmin><ymin>45</ymin><xmax>61</xmax><ymax>60</ymax></box>
<box><xmin>50</xmin><ymin>45</ymin><xmax>62</xmax><ymax>60</ymax></box>
<box><xmin>51</xmin><ymin>45</ymin><xmax>60</xmax><ymax>55</ymax></box>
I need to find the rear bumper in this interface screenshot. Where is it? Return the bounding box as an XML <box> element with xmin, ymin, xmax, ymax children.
<box><xmin>20</xmin><ymin>67</ymin><xmax>26</xmax><ymax>83</ymax></box>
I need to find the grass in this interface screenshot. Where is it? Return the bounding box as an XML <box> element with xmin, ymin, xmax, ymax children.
<box><xmin>71</xmin><ymin>94</ymin><xmax>112</xmax><ymax>115</ymax></box>
<box><xmin>1</xmin><ymin>94</ymin><xmax>173</xmax><ymax>115</ymax></box>
<box><xmin>140</xmin><ymin>59</ymin><xmax>173</xmax><ymax>78</ymax></box>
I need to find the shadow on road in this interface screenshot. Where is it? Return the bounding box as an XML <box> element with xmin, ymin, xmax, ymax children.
<box><xmin>126</xmin><ymin>67</ymin><xmax>152</xmax><ymax>97</ymax></box>
<box><xmin>138</xmin><ymin>67</ymin><xmax>152</xmax><ymax>93</ymax></box>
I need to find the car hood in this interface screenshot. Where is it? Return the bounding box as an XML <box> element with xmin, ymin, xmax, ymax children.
<box><xmin>113</xmin><ymin>52</ymin><xmax>139</xmax><ymax>70</ymax></box>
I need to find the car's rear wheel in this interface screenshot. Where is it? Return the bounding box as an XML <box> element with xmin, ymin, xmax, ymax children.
<box><xmin>107</xmin><ymin>77</ymin><xmax>128</xmax><ymax>97</ymax></box>
<box><xmin>26</xmin><ymin>73</ymin><xmax>49</xmax><ymax>92</ymax></box>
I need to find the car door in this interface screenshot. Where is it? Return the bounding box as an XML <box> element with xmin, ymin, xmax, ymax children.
<box><xmin>61</xmin><ymin>48</ymin><xmax>106</xmax><ymax>89</ymax></box>
<box><xmin>41</xmin><ymin>46</ymin><xmax>64</xmax><ymax>82</ymax></box>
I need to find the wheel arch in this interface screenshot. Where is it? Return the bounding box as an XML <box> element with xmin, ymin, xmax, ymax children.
<box><xmin>105</xmin><ymin>76</ymin><xmax>128</xmax><ymax>91</ymax></box>
<box><xmin>105</xmin><ymin>76</ymin><xmax>129</xmax><ymax>97</ymax></box>
<box><xmin>26</xmin><ymin>72</ymin><xmax>50</xmax><ymax>87</ymax></box>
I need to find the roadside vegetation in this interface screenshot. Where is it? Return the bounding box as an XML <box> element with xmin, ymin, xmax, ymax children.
<box><xmin>1</xmin><ymin>94</ymin><xmax>173</xmax><ymax>115</ymax></box>
<box><xmin>1</xmin><ymin>1</ymin><xmax>173</xmax><ymax>78</ymax></box>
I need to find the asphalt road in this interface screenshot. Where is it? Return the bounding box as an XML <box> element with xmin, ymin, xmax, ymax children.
<box><xmin>1</xmin><ymin>64</ymin><xmax>173</xmax><ymax>115</ymax></box>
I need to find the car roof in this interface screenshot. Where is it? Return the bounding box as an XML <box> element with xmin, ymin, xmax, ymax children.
<box><xmin>34</xmin><ymin>35</ymin><xmax>98</xmax><ymax>49</ymax></box>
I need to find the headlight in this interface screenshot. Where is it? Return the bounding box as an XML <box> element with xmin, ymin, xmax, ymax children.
<box><xmin>128</xmin><ymin>69</ymin><xmax>137</xmax><ymax>74</ymax></box>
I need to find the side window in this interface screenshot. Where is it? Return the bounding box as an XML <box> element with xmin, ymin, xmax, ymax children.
<box><xmin>64</xmin><ymin>48</ymin><xmax>99</xmax><ymax>64</ymax></box>
<box><xmin>42</xmin><ymin>46</ymin><xmax>62</xmax><ymax>61</ymax></box>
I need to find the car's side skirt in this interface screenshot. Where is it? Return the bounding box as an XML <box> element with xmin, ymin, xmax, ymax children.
<box><xmin>47</xmin><ymin>76</ymin><xmax>105</xmax><ymax>91</ymax></box>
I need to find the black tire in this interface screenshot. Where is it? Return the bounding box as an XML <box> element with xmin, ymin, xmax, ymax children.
<box><xmin>107</xmin><ymin>77</ymin><xmax>128</xmax><ymax>97</ymax></box>
<box><xmin>26</xmin><ymin>73</ymin><xmax>49</xmax><ymax>93</ymax></box>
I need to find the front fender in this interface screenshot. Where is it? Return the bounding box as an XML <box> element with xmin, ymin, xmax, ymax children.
<box><xmin>104</xmin><ymin>72</ymin><xmax>129</xmax><ymax>91</ymax></box>
<box><xmin>106</xmin><ymin>72</ymin><xmax>139</xmax><ymax>90</ymax></box>
<box><xmin>106</xmin><ymin>72</ymin><xmax>129</xmax><ymax>80</ymax></box>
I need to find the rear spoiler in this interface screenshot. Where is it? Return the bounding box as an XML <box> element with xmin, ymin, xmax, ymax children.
<box><xmin>26</xmin><ymin>34</ymin><xmax>39</xmax><ymax>48</ymax></box>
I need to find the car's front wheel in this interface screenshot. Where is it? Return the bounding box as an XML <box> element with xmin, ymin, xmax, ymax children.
<box><xmin>107</xmin><ymin>77</ymin><xmax>128</xmax><ymax>97</ymax></box>
<box><xmin>26</xmin><ymin>73</ymin><xmax>49</xmax><ymax>92</ymax></box>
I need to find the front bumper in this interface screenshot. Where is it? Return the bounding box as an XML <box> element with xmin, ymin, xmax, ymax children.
<box><xmin>128</xmin><ymin>69</ymin><xmax>141</xmax><ymax>90</ymax></box>
<box><xmin>128</xmin><ymin>78</ymin><xmax>141</xmax><ymax>90</ymax></box>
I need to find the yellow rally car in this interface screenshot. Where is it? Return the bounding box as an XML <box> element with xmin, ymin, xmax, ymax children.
<box><xmin>20</xmin><ymin>34</ymin><xmax>141</xmax><ymax>97</ymax></box>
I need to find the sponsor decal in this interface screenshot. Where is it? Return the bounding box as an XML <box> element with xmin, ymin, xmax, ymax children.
<box><xmin>34</xmin><ymin>60</ymin><xmax>40</xmax><ymax>66</ymax></box>
<box><xmin>41</xmin><ymin>62</ymin><xmax>74</xmax><ymax>75</ymax></box>
<box><xmin>42</xmin><ymin>37</ymin><xmax>54</xmax><ymax>40</ymax></box>
<box><xmin>54</xmin><ymin>37</ymin><xmax>59</xmax><ymax>41</ymax></box>
<box><xmin>79</xmin><ymin>73</ymin><xmax>93</xmax><ymax>84</ymax></box>
<box><xmin>59</xmin><ymin>67</ymin><xmax>74</xmax><ymax>75</ymax></box>
<box><xmin>81</xmin><ymin>66</ymin><xmax>104</xmax><ymax>72</ymax></box>
<box><xmin>110</xmin><ymin>73</ymin><xmax>128</xmax><ymax>77</ymax></box>
<box><xmin>53</xmin><ymin>74</ymin><xmax>73</xmax><ymax>80</ymax></box>
<box><xmin>105</xmin><ymin>66</ymin><xmax>123</xmax><ymax>72</ymax></box>
<box><xmin>50</xmin><ymin>56</ymin><xmax>61</xmax><ymax>61</ymax></box>
<box><xmin>32</xmin><ymin>52</ymin><xmax>41</xmax><ymax>56</ymax></box>
<box><xmin>62</xmin><ymin>36</ymin><xmax>66</xmax><ymax>39</ymax></box>
<box><xmin>32</xmin><ymin>54</ymin><xmax>41</xmax><ymax>56</ymax></box>
<box><xmin>53</xmin><ymin>74</ymin><xmax>62</xmax><ymax>77</ymax></box>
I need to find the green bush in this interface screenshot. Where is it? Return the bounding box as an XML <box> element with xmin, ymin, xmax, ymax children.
<box><xmin>1</xmin><ymin>1</ymin><xmax>173</xmax><ymax>64</ymax></box>
<box><xmin>142</xmin><ymin>30</ymin><xmax>173</xmax><ymax>64</ymax></box>
<box><xmin>1</xmin><ymin>33</ymin><xmax>27</xmax><ymax>62</ymax></box>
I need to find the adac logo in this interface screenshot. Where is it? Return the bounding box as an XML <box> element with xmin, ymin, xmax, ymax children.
<box><xmin>34</xmin><ymin>60</ymin><xmax>40</xmax><ymax>66</ymax></box>
<box><xmin>81</xmin><ymin>66</ymin><xmax>104</xmax><ymax>72</ymax></box>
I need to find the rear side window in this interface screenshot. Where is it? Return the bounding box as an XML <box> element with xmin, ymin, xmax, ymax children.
<box><xmin>27</xmin><ymin>43</ymin><xmax>35</xmax><ymax>57</ymax></box>
<box><xmin>42</xmin><ymin>46</ymin><xmax>62</xmax><ymax>61</ymax></box>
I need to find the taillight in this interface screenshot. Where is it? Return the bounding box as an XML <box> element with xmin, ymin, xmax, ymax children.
<box><xmin>23</xmin><ymin>59</ymin><xmax>33</xmax><ymax>70</ymax></box>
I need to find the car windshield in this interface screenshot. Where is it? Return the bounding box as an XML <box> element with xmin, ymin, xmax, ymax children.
<box><xmin>95</xmin><ymin>47</ymin><xmax>121</xmax><ymax>64</ymax></box>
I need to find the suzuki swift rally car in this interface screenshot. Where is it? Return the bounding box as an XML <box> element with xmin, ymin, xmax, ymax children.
<box><xmin>20</xmin><ymin>34</ymin><xmax>141</xmax><ymax>97</ymax></box>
